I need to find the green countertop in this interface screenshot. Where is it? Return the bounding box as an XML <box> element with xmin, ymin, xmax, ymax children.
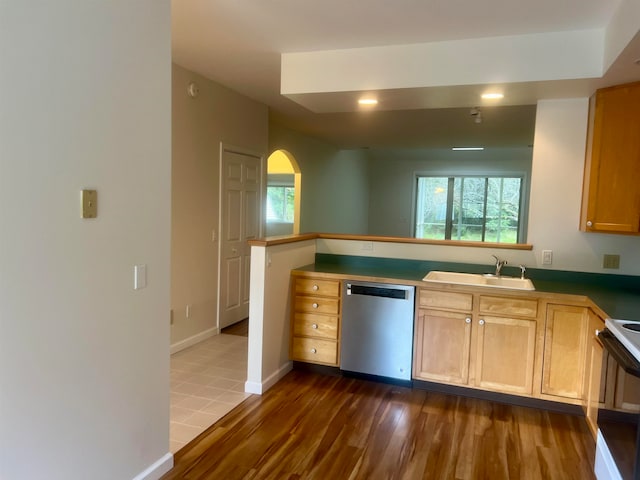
<box><xmin>295</xmin><ymin>254</ymin><xmax>640</xmax><ymax>321</ymax></box>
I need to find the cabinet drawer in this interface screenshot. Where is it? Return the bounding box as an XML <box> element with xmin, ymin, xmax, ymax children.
<box><xmin>419</xmin><ymin>290</ymin><xmax>473</xmax><ymax>311</ymax></box>
<box><xmin>293</xmin><ymin>313</ymin><xmax>339</xmax><ymax>340</ymax></box>
<box><xmin>479</xmin><ymin>295</ymin><xmax>538</xmax><ymax>318</ymax></box>
<box><xmin>295</xmin><ymin>278</ymin><xmax>340</xmax><ymax>297</ymax></box>
<box><xmin>292</xmin><ymin>337</ymin><xmax>338</xmax><ymax>365</ymax></box>
<box><xmin>295</xmin><ymin>295</ymin><xmax>339</xmax><ymax>315</ymax></box>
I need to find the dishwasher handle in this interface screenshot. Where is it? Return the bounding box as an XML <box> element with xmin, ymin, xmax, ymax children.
<box><xmin>346</xmin><ymin>283</ymin><xmax>409</xmax><ymax>300</ymax></box>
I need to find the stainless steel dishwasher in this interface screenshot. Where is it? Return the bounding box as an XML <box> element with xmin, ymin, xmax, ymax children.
<box><xmin>340</xmin><ymin>280</ymin><xmax>415</xmax><ymax>383</ymax></box>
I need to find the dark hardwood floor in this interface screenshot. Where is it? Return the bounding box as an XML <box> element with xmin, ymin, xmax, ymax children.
<box><xmin>162</xmin><ymin>370</ymin><xmax>596</xmax><ymax>479</ymax></box>
<box><xmin>221</xmin><ymin>318</ymin><xmax>249</xmax><ymax>337</ymax></box>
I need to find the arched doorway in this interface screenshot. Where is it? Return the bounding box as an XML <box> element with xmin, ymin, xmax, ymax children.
<box><xmin>266</xmin><ymin>149</ymin><xmax>301</xmax><ymax>236</ymax></box>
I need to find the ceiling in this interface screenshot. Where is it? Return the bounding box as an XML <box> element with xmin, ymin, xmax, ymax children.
<box><xmin>171</xmin><ymin>0</ymin><xmax>640</xmax><ymax>149</ymax></box>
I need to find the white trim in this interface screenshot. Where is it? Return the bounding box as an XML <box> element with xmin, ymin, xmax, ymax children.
<box><xmin>245</xmin><ymin>361</ymin><xmax>292</xmax><ymax>395</ymax></box>
<box><xmin>595</xmin><ymin>429</ymin><xmax>622</xmax><ymax>480</ymax></box>
<box><xmin>131</xmin><ymin>452</ymin><xmax>173</xmax><ymax>480</ymax></box>
<box><xmin>244</xmin><ymin>380</ymin><xmax>264</xmax><ymax>394</ymax></box>
<box><xmin>217</xmin><ymin>142</ymin><xmax>266</xmax><ymax>331</ymax></box>
<box><xmin>170</xmin><ymin>327</ymin><xmax>218</xmax><ymax>355</ymax></box>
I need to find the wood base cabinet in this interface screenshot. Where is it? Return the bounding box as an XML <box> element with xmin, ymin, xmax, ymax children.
<box><xmin>583</xmin><ymin>310</ymin><xmax>605</xmax><ymax>437</ymax></box>
<box><xmin>414</xmin><ymin>308</ymin><xmax>472</xmax><ymax>385</ymax></box>
<box><xmin>290</xmin><ymin>275</ymin><xmax>341</xmax><ymax>366</ymax></box>
<box><xmin>475</xmin><ymin>314</ymin><xmax>537</xmax><ymax>395</ymax></box>
<box><xmin>414</xmin><ymin>288</ymin><xmax>539</xmax><ymax>397</ymax></box>
<box><xmin>542</xmin><ymin>304</ymin><xmax>589</xmax><ymax>400</ymax></box>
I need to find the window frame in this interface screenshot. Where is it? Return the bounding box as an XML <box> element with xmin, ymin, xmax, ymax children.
<box><xmin>413</xmin><ymin>172</ymin><xmax>528</xmax><ymax>244</ymax></box>
<box><xmin>266</xmin><ymin>183</ymin><xmax>296</xmax><ymax>224</ymax></box>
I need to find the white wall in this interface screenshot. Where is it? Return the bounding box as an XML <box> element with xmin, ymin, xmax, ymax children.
<box><xmin>0</xmin><ymin>2</ymin><xmax>172</xmax><ymax>480</ymax></box>
<box><xmin>171</xmin><ymin>63</ymin><xmax>268</xmax><ymax>347</ymax></box>
<box><xmin>528</xmin><ymin>98</ymin><xmax>640</xmax><ymax>275</ymax></box>
<box><xmin>368</xmin><ymin>147</ymin><xmax>533</xmax><ymax>237</ymax></box>
<box><xmin>269</xmin><ymin>122</ymin><xmax>370</xmax><ymax>234</ymax></box>
<box><xmin>247</xmin><ymin>241</ymin><xmax>316</xmax><ymax>393</ymax></box>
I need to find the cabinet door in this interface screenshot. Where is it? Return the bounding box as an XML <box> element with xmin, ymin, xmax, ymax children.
<box><xmin>542</xmin><ymin>305</ymin><xmax>589</xmax><ymax>399</ymax></box>
<box><xmin>475</xmin><ymin>315</ymin><xmax>536</xmax><ymax>395</ymax></box>
<box><xmin>585</xmin><ymin>334</ymin><xmax>603</xmax><ymax>438</ymax></box>
<box><xmin>614</xmin><ymin>367</ymin><xmax>640</xmax><ymax>413</ymax></box>
<box><xmin>581</xmin><ymin>81</ymin><xmax>640</xmax><ymax>234</ymax></box>
<box><xmin>413</xmin><ymin>309</ymin><xmax>471</xmax><ymax>385</ymax></box>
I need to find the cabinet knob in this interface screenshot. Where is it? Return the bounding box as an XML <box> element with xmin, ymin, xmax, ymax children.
<box><xmin>312</xmin><ymin>323</ymin><xmax>318</xmax><ymax>329</ymax></box>
<box><xmin>311</xmin><ymin>348</ymin><xmax>317</xmax><ymax>354</ymax></box>
<box><xmin>479</xmin><ymin>319</ymin><xmax>485</xmax><ymax>326</ymax></box>
<box><xmin>312</xmin><ymin>303</ymin><xmax>319</xmax><ymax>309</ymax></box>
<box><xmin>586</xmin><ymin>220</ymin><xmax>593</xmax><ymax>227</ymax></box>
<box><xmin>312</xmin><ymin>284</ymin><xmax>319</xmax><ymax>291</ymax></box>
<box><xmin>465</xmin><ymin>317</ymin><xmax>471</xmax><ymax>324</ymax></box>
<box><xmin>595</xmin><ymin>329</ymin><xmax>601</xmax><ymax>337</ymax></box>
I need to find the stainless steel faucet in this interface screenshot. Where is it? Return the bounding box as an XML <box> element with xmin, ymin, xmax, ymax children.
<box><xmin>519</xmin><ymin>264</ymin><xmax>527</xmax><ymax>279</ymax></box>
<box><xmin>491</xmin><ymin>255</ymin><xmax>507</xmax><ymax>276</ymax></box>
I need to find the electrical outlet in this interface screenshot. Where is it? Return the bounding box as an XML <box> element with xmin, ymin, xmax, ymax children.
<box><xmin>186</xmin><ymin>305</ymin><xmax>191</xmax><ymax>319</ymax></box>
<box><xmin>603</xmin><ymin>254</ymin><xmax>620</xmax><ymax>269</ymax></box>
<box><xmin>542</xmin><ymin>250</ymin><xmax>553</xmax><ymax>265</ymax></box>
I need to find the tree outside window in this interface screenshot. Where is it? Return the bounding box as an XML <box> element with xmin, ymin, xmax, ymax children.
<box><xmin>415</xmin><ymin>176</ymin><xmax>523</xmax><ymax>243</ymax></box>
<box><xmin>266</xmin><ymin>185</ymin><xmax>295</xmax><ymax>223</ymax></box>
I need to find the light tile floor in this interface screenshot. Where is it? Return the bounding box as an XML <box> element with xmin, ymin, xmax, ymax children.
<box><xmin>169</xmin><ymin>333</ymin><xmax>251</xmax><ymax>453</ymax></box>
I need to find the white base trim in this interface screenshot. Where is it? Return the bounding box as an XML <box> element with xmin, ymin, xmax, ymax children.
<box><xmin>132</xmin><ymin>452</ymin><xmax>173</xmax><ymax>480</ymax></box>
<box><xmin>245</xmin><ymin>362</ymin><xmax>292</xmax><ymax>395</ymax></box>
<box><xmin>595</xmin><ymin>429</ymin><xmax>622</xmax><ymax>480</ymax></box>
<box><xmin>170</xmin><ymin>327</ymin><xmax>219</xmax><ymax>355</ymax></box>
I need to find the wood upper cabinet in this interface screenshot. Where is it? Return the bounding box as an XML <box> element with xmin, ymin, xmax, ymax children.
<box><xmin>290</xmin><ymin>275</ymin><xmax>341</xmax><ymax>366</ymax></box>
<box><xmin>542</xmin><ymin>304</ymin><xmax>589</xmax><ymax>399</ymax></box>
<box><xmin>475</xmin><ymin>296</ymin><xmax>538</xmax><ymax>395</ymax></box>
<box><xmin>581</xmin><ymin>81</ymin><xmax>640</xmax><ymax>234</ymax></box>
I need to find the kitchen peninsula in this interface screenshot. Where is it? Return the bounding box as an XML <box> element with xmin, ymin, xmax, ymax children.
<box><xmin>247</xmin><ymin>233</ymin><xmax>640</xmax><ymax>414</ymax></box>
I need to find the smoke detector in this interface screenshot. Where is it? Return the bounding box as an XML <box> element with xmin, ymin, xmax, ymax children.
<box><xmin>470</xmin><ymin>107</ymin><xmax>482</xmax><ymax>124</ymax></box>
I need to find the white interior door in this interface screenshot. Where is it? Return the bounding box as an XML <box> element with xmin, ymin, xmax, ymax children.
<box><xmin>219</xmin><ymin>146</ymin><xmax>262</xmax><ymax>329</ymax></box>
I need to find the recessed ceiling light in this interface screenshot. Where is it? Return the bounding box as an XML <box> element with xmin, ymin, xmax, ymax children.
<box><xmin>481</xmin><ymin>93</ymin><xmax>504</xmax><ymax>99</ymax></box>
<box><xmin>358</xmin><ymin>98</ymin><xmax>378</xmax><ymax>106</ymax></box>
<box><xmin>452</xmin><ymin>147</ymin><xmax>484</xmax><ymax>151</ymax></box>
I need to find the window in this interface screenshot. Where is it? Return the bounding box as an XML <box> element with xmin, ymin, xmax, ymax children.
<box><xmin>415</xmin><ymin>176</ymin><xmax>524</xmax><ymax>243</ymax></box>
<box><xmin>266</xmin><ymin>185</ymin><xmax>295</xmax><ymax>223</ymax></box>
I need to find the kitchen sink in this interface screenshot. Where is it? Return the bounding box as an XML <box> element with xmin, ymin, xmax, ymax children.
<box><xmin>422</xmin><ymin>271</ymin><xmax>535</xmax><ymax>291</ymax></box>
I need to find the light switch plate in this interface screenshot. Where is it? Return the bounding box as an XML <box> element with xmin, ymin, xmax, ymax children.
<box><xmin>81</xmin><ymin>189</ymin><xmax>97</xmax><ymax>218</ymax></box>
<box><xmin>134</xmin><ymin>264</ymin><xmax>147</xmax><ymax>290</ymax></box>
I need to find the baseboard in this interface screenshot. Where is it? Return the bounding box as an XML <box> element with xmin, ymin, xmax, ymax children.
<box><xmin>413</xmin><ymin>379</ymin><xmax>584</xmax><ymax>415</ymax></box>
<box><xmin>131</xmin><ymin>452</ymin><xmax>173</xmax><ymax>480</ymax></box>
<box><xmin>244</xmin><ymin>361</ymin><xmax>292</xmax><ymax>395</ymax></box>
<box><xmin>170</xmin><ymin>327</ymin><xmax>218</xmax><ymax>355</ymax></box>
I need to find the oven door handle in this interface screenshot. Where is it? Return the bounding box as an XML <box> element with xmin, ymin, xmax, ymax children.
<box><xmin>599</xmin><ymin>329</ymin><xmax>640</xmax><ymax>378</ymax></box>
